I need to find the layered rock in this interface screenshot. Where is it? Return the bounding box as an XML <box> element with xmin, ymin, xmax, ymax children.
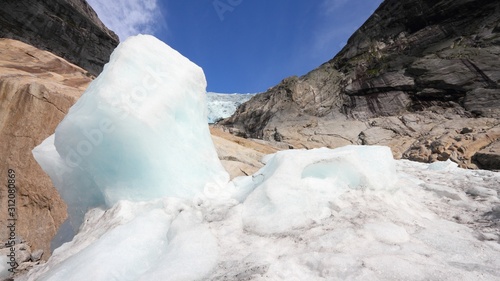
<box><xmin>221</xmin><ymin>0</ymin><xmax>500</xmax><ymax>169</ymax></box>
<box><xmin>0</xmin><ymin>39</ymin><xmax>92</xmax><ymax>260</ymax></box>
<box><xmin>0</xmin><ymin>0</ymin><xmax>119</xmax><ymax>75</ymax></box>
<box><xmin>474</xmin><ymin>140</ymin><xmax>500</xmax><ymax>170</ymax></box>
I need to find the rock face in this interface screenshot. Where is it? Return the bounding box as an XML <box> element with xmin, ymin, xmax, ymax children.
<box><xmin>0</xmin><ymin>39</ymin><xmax>92</xmax><ymax>260</ymax></box>
<box><xmin>221</xmin><ymin>0</ymin><xmax>500</xmax><ymax>170</ymax></box>
<box><xmin>0</xmin><ymin>240</ymin><xmax>44</xmax><ymax>275</ymax></box>
<box><xmin>474</xmin><ymin>140</ymin><xmax>500</xmax><ymax>170</ymax></box>
<box><xmin>0</xmin><ymin>0</ymin><xmax>119</xmax><ymax>75</ymax></box>
<box><xmin>210</xmin><ymin>127</ymin><xmax>280</xmax><ymax>179</ymax></box>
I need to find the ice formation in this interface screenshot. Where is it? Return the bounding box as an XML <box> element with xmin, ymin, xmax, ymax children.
<box><xmin>32</xmin><ymin>34</ymin><xmax>228</xmax><ymax>237</ymax></box>
<box><xmin>22</xmin><ymin>35</ymin><xmax>500</xmax><ymax>280</ymax></box>
<box><xmin>206</xmin><ymin>92</ymin><xmax>255</xmax><ymax>123</ymax></box>
<box><xmin>24</xmin><ymin>146</ymin><xmax>500</xmax><ymax>281</ymax></box>
<box><xmin>236</xmin><ymin>146</ymin><xmax>398</xmax><ymax>234</ymax></box>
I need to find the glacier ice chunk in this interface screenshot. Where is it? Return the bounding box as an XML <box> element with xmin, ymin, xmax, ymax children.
<box><xmin>240</xmin><ymin>146</ymin><xmax>398</xmax><ymax>234</ymax></box>
<box><xmin>427</xmin><ymin>159</ymin><xmax>458</xmax><ymax>171</ymax></box>
<box><xmin>33</xmin><ymin>34</ymin><xmax>229</xmax><ymax>234</ymax></box>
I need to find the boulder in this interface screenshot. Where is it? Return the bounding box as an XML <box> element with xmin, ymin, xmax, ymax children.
<box><xmin>474</xmin><ymin>140</ymin><xmax>500</xmax><ymax>170</ymax></box>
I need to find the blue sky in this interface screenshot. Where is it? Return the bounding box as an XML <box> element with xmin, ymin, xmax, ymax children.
<box><xmin>87</xmin><ymin>0</ymin><xmax>383</xmax><ymax>93</ymax></box>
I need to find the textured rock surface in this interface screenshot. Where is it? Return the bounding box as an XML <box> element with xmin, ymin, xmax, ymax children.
<box><xmin>0</xmin><ymin>39</ymin><xmax>92</xmax><ymax>259</ymax></box>
<box><xmin>474</xmin><ymin>140</ymin><xmax>500</xmax><ymax>170</ymax></box>
<box><xmin>0</xmin><ymin>240</ymin><xmax>44</xmax><ymax>276</ymax></box>
<box><xmin>464</xmin><ymin>88</ymin><xmax>500</xmax><ymax>118</ymax></box>
<box><xmin>221</xmin><ymin>0</ymin><xmax>500</xmax><ymax>169</ymax></box>
<box><xmin>0</xmin><ymin>0</ymin><xmax>119</xmax><ymax>75</ymax></box>
<box><xmin>0</xmin><ymin>241</ymin><xmax>43</xmax><ymax>274</ymax></box>
<box><xmin>210</xmin><ymin>127</ymin><xmax>279</xmax><ymax>179</ymax></box>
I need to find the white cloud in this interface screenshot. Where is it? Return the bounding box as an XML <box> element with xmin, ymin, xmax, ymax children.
<box><xmin>87</xmin><ymin>0</ymin><xmax>163</xmax><ymax>41</ymax></box>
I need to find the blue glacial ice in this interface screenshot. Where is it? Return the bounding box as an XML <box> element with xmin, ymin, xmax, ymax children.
<box><xmin>32</xmin><ymin>34</ymin><xmax>229</xmax><ymax>235</ymax></box>
<box><xmin>206</xmin><ymin>92</ymin><xmax>256</xmax><ymax>123</ymax></box>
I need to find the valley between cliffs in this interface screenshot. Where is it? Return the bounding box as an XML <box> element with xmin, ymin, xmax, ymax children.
<box><xmin>220</xmin><ymin>0</ymin><xmax>500</xmax><ymax>170</ymax></box>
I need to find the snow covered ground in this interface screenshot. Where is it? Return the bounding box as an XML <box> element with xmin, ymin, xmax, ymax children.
<box><xmin>11</xmin><ymin>35</ymin><xmax>500</xmax><ymax>280</ymax></box>
<box><xmin>21</xmin><ymin>149</ymin><xmax>500</xmax><ymax>281</ymax></box>
<box><xmin>206</xmin><ymin>92</ymin><xmax>256</xmax><ymax>123</ymax></box>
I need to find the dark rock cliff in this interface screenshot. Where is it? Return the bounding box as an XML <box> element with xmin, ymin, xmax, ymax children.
<box><xmin>221</xmin><ymin>0</ymin><xmax>500</xmax><ymax>170</ymax></box>
<box><xmin>0</xmin><ymin>0</ymin><xmax>119</xmax><ymax>75</ymax></box>
<box><xmin>337</xmin><ymin>0</ymin><xmax>500</xmax><ymax>118</ymax></box>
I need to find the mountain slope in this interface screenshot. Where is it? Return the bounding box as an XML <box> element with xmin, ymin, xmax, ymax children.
<box><xmin>221</xmin><ymin>0</ymin><xmax>500</xmax><ymax>169</ymax></box>
<box><xmin>0</xmin><ymin>0</ymin><xmax>119</xmax><ymax>75</ymax></box>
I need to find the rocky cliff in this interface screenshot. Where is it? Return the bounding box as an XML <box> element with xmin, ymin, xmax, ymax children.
<box><xmin>221</xmin><ymin>0</ymin><xmax>500</xmax><ymax>170</ymax></box>
<box><xmin>0</xmin><ymin>0</ymin><xmax>119</xmax><ymax>75</ymax></box>
<box><xmin>0</xmin><ymin>38</ymin><xmax>93</xmax><ymax>263</ymax></box>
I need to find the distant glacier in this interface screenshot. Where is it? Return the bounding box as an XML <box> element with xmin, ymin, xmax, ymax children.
<box><xmin>206</xmin><ymin>92</ymin><xmax>256</xmax><ymax>123</ymax></box>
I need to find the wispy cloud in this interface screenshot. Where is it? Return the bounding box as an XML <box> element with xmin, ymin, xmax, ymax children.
<box><xmin>321</xmin><ymin>0</ymin><xmax>349</xmax><ymax>14</ymax></box>
<box><xmin>87</xmin><ymin>0</ymin><xmax>164</xmax><ymax>41</ymax></box>
<box><xmin>311</xmin><ymin>0</ymin><xmax>382</xmax><ymax>60</ymax></box>
<box><xmin>312</xmin><ymin>25</ymin><xmax>358</xmax><ymax>58</ymax></box>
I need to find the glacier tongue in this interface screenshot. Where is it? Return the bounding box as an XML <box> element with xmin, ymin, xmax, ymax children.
<box><xmin>206</xmin><ymin>92</ymin><xmax>256</xmax><ymax>123</ymax></box>
<box><xmin>32</xmin><ymin>34</ymin><xmax>229</xmax><ymax>236</ymax></box>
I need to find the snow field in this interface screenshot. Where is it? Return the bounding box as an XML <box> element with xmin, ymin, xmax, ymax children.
<box><xmin>24</xmin><ymin>151</ymin><xmax>500</xmax><ymax>280</ymax></box>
